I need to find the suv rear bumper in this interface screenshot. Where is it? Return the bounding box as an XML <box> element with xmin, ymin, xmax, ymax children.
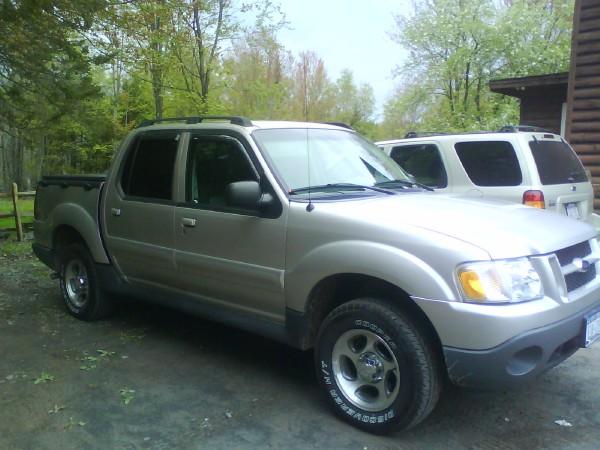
<box><xmin>444</xmin><ymin>300</ymin><xmax>600</xmax><ymax>388</ymax></box>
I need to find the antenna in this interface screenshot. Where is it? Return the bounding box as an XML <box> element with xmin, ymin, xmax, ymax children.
<box><xmin>306</xmin><ymin>128</ymin><xmax>314</xmax><ymax>212</ymax></box>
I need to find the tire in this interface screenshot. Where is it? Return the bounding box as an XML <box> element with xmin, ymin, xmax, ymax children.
<box><xmin>314</xmin><ymin>298</ymin><xmax>442</xmax><ymax>434</ymax></box>
<box><xmin>58</xmin><ymin>243</ymin><xmax>113</xmax><ymax>320</ymax></box>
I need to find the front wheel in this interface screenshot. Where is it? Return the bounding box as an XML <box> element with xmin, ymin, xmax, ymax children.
<box><xmin>315</xmin><ymin>299</ymin><xmax>442</xmax><ymax>434</ymax></box>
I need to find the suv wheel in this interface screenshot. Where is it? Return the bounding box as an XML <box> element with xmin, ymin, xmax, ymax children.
<box><xmin>58</xmin><ymin>243</ymin><xmax>113</xmax><ymax>320</ymax></box>
<box><xmin>315</xmin><ymin>298</ymin><xmax>441</xmax><ymax>433</ymax></box>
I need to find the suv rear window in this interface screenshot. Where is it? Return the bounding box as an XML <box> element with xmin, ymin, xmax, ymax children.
<box><xmin>455</xmin><ymin>141</ymin><xmax>522</xmax><ymax>186</ymax></box>
<box><xmin>390</xmin><ymin>144</ymin><xmax>448</xmax><ymax>188</ymax></box>
<box><xmin>529</xmin><ymin>140</ymin><xmax>588</xmax><ymax>185</ymax></box>
<box><xmin>121</xmin><ymin>133</ymin><xmax>179</xmax><ymax>200</ymax></box>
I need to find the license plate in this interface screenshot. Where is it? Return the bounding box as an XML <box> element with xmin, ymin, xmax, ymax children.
<box><xmin>584</xmin><ymin>310</ymin><xmax>600</xmax><ymax>347</ymax></box>
<box><xmin>565</xmin><ymin>202</ymin><xmax>581</xmax><ymax>220</ymax></box>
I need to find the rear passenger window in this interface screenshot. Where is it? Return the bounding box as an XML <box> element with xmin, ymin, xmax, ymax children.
<box><xmin>390</xmin><ymin>144</ymin><xmax>448</xmax><ymax>188</ymax></box>
<box><xmin>455</xmin><ymin>141</ymin><xmax>522</xmax><ymax>186</ymax></box>
<box><xmin>121</xmin><ymin>133</ymin><xmax>179</xmax><ymax>200</ymax></box>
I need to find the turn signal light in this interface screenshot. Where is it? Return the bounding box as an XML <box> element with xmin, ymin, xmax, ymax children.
<box><xmin>458</xmin><ymin>270</ymin><xmax>486</xmax><ymax>300</ymax></box>
<box><xmin>523</xmin><ymin>190</ymin><xmax>545</xmax><ymax>209</ymax></box>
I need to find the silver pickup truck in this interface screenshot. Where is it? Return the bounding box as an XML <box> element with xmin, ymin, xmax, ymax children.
<box><xmin>33</xmin><ymin>116</ymin><xmax>600</xmax><ymax>434</ymax></box>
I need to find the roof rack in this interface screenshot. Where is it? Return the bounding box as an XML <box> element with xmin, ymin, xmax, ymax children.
<box><xmin>404</xmin><ymin>131</ymin><xmax>448</xmax><ymax>139</ymax></box>
<box><xmin>499</xmin><ymin>125</ymin><xmax>553</xmax><ymax>133</ymax></box>
<box><xmin>137</xmin><ymin>116</ymin><xmax>253</xmax><ymax>128</ymax></box>
<box><xmin>320</xmin><ymin>122</ymin><xmax>355</xmax><ymax>130</ymax></box>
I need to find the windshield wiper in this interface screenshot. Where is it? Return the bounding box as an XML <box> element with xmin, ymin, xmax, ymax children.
<box><xmin>375</xmin><ymin>179</ymin><xmax>434</xmax><ymax>191</ymax></box>
<box><xmin>290</xmin><ymin>183</ymin><xmax>395</xmax><ymax>196</ymax></box>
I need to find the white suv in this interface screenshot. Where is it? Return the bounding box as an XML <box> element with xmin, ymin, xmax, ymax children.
<box><xmin>376</xmin><ymin>127</ymin><xmax>597</xmax><ymax>226</ymax></box>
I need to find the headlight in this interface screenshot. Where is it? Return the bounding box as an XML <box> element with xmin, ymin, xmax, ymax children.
<box><xmin>456</xmin><ymin>258</ymin><xmax>543</xmax><ymax>303</ymax></box>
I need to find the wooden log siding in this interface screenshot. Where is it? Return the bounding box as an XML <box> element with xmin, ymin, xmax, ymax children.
<box><xmin>566</xmin><ymin>0</ymin><xmax>600</xmax><ymax>210</ymax></box>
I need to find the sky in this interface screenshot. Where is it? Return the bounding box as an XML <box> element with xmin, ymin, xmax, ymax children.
<box><xmin>276</xmin><ymin>0</ymin><xmax>411</xmax><ymax>118</ymax></box>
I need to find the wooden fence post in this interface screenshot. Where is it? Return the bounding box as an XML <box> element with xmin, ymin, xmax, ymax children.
<box><xmin>11</xmin><ymin>182</ymin><xmax>24</xmax><ymax>242</ymax></box>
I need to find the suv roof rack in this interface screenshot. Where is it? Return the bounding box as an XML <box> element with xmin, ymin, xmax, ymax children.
<box><xmin>404</xmin><ymin>131</ymin><xmax>448</xmax><ymax>138</ymax></box>
<box><xmin>499</xmin><ymin>125</ymin><xmax>553</xmax><ymax>133</ymax></box>
<box><xmin>137</xmin><ymin>116</ymin><xmax>253</xmax><ymax>128</ymax></box>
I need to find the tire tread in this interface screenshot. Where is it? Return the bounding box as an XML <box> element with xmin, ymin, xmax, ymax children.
<box><xmin>317</xmin><ymin>298</ymin><xmax>442</xmax><ymax>432</ymax></box>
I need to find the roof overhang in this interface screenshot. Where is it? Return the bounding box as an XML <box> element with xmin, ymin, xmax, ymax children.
<box><xmin>489</xmin><ymin>72</ymin><xmax>568</xmax><ymax>98</ymax></box>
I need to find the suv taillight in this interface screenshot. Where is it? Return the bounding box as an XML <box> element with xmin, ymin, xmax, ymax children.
<box><xmin>523</xmin><ymin>190</ymin><xmax>545</xmax><ymax>209</ymax></box>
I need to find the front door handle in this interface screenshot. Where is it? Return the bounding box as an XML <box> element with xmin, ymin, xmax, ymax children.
<box><xmin>111</xmin><ymin>208</ymin><xmax>121</xmax><ymax>217</ymax></box>
<box><xmin>181</xmin><ymin>218</ymin><xmax>196</xmax><ymax>228</ymax></box>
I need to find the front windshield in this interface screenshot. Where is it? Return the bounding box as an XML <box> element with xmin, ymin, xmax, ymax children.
<box><xmin>253</xmin><ymin>128</ymin><xmax>410</xmax><ymax>193</ymax></box>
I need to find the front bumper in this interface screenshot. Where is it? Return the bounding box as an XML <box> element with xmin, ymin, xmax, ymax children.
<box><xmin>444</xmin><ymin>300</ymin><xmax>600</xmax><ymax>388</ymax></box>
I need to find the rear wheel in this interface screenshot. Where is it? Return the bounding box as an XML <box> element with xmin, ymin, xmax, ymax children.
<box><xmin>58</xmin><ymin>243</ymin><xmax>113</xmax><ymax>320</ymax></box>
<box><xmin>315</xmin><ymin>298</ymin><xmax>441</xmax><ymax>434</ymax></box>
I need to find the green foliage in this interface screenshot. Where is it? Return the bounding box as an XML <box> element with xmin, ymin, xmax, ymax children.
<box><xmin>120</xmin><ymin>387</ymin><xmax>136</xmax><ymax>405</ymax></box>
<box><xmin>33</xmin><ymin>371</ymin><xmax>55</xmax><ymax>384</ymax></box>
<box><xmin>0</xmin><ymin>0</ymin><xmax>575</xmax><ymax>184</ymax></box>
<box><xmin>332</xmin><ymin>70</ymin><xmax>375</xmax><ymax>130</ymax></box>
<box><xmin>384</xmin><ymin>0</ymin><xmax>574</xmax><ymax>137</ymax></box>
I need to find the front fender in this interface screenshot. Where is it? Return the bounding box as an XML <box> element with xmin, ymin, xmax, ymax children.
<box><xmin>285</xmin><ymin>240</ymin><xmax>458</xmax><ymax>312</ymax></box>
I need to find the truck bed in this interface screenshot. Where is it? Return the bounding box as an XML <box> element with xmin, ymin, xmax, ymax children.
<box><xmin>34</xmin><ymin>174</ymin><xmax>110</xmax><ymax>267</ymax></box>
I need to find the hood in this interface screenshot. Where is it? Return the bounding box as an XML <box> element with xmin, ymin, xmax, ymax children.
<box><xmin>322</xmin><ymin>193</ymin><xmax>595</xmax><ymax>259</ymax></box>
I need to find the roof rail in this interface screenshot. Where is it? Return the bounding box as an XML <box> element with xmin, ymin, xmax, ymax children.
<box><xmin>320</xmin><ymin>122</ymin><xmax>355</xmax><ymax>130</ymax></box>
<box><xmin>137</xmin><ymin>116</ymin><xmax>253</xmax><ymax>128</ymax></box>
<box><xmin>499</xmin><ymin>125</ymin><xmax>553</xmax><ymax>134</ymax></box>
<box><xmin>404</xmin><ymin>131</ymin><xmax>448</xmax><ymax>139</ymax></box>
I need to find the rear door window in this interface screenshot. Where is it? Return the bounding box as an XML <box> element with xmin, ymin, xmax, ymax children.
<box><xmin>455</xmin><ymin>141</ymin><xmax>522</xmax><ymax>186</ymax></box>
<box><xmin>121</xmin><ymin>133</ymin><xmax>179</xmax><ymax>200</ymax></box>
<box><xmin>529</xmin><ymin>140</ymin><xmax>588</xmax><ymax>185</ymax></box>
<box><xmin>389</xmin><ymin>144</ymin><xmax>448</xmax><ymax>188</ymax></box>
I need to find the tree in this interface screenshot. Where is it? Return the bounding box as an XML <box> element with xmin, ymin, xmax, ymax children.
<box><xmin>221</xmin><ymin>2</ymin><xmax>291</xmax><ymax>118</ymax></box>
<box><xmin>388</xmin><ymin>0</ymin><xmax>574</xmax><ymax>131</ymax></box>
<box><xmin>0</xmin><ymin>0</ymin><xmax>106</xmax><ymax>188</ymax></box>
<box><xmin>291</xmin><ymin>51</ymin><xmax>335</xmax><ymax>121</ymax></box>
<box><xmin>332</xmin><ymin>69</ymin><xmax>375</xmax><ymax>131</ymax></box>
<box><xmin>167</xmin><ymin>0</ymin><xmax>239</xmax><ymax>112</ymax></box>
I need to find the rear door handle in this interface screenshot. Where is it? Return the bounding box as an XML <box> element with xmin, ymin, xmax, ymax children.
<box><xmin>181</xmin><ymin>218</ymin><xmax>196</xmax><ymax>227</ymax></box>
<box><xmin>111</xmin><ymin>208</ymin><xmax>121</xmax><ymax>217</ymax></box>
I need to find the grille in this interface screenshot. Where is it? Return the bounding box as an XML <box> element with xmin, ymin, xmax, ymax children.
<box><xmin>555</xmin><ymin>240</ymin><xmax>595</xmax><ymax>292</ymax></box>
<box><xmin>565</xmin><ymin>268</ymin><xmax>596</xmax><ymax>292</ymax></box>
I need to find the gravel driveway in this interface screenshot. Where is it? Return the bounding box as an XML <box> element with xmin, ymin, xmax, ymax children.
<box><xmin>1</xmin><ymin>241</ymin><xmax>599</xmax><ymax>449</ymax></box>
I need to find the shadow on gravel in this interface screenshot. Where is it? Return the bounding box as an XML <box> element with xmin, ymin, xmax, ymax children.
<box><xmin>114</xmin><ymin>298</ymin><xmax>316</xmax><ymax>384</ymax></box>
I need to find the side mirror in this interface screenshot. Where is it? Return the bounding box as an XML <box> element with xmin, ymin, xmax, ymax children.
<box><xmin>225</xmin><ymin>181</ymin><xmax>276</xmax><ymax>216</ymax></box>
<box><xmin>225</xmin><ymin>181</ymin><xmax>261</xmax><ymax>210</ymax></box>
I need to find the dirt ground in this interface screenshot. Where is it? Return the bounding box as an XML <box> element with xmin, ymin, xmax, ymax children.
<box><xmin>1</xmin><ymin>240</ymin><xmax>600</xmax><ymax>450</ymax></box>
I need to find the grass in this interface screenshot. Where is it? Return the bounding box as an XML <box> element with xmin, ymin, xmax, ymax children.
<box><xmin>0</xmin><ymin>197</ymin><xmax>34</xmax><ymax>259</ymax></box>
<box><xmin>0</xmin><ymin>198</ymin><xmax>34</xmax><ymax>230</ymax></box>
<box><xmin>0</xmin><ymin>239</ymin><xmax>33</xmax><ymax>258</ymax></box>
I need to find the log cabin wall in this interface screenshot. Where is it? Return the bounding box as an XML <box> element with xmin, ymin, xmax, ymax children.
<box><xmin>566</xmin><ymin>0</ymin><xmax>600</xmax><ymax>210</ymax></box>
<box><xmin>520</xmin><ymin>88</ymin><xmax>566</xmax><ymax>135</ymax></box>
